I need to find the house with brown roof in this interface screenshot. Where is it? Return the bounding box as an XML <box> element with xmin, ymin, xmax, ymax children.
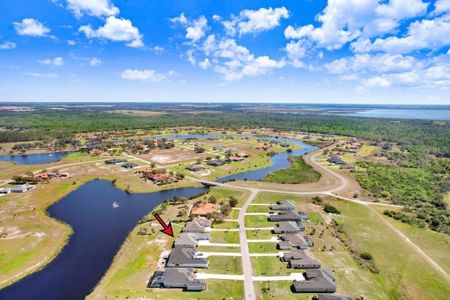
<box><xmin>190</xmin><ymin>203</ymin><xmax>217</xmax><ymax>216</ymax></box>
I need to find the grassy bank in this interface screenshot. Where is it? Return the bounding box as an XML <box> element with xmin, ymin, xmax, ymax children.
<box><xmin>265</xmin><ymin>156</ymin><xmax>321</xmax><ymax>184</ymax></box>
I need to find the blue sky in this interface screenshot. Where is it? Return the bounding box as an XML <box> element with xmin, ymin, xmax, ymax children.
<box><xmin>1</xmin><ymin>0</ymin><xmax>450</xmax><ymax>104</ymax></box>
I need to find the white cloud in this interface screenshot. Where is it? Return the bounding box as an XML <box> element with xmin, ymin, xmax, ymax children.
<box><xmin>0</xmin><ymin>41</ymin><xmax>16</xmax><ymax>50</ymax></box>
<box><xmin>38</xmin><ymin>57</ymin><xmax>64</xmax><ymax>66</ymax></box>
<box><xmin>67</xmin><ymin>0</ymin><xmax>119</xmax><ymax>18</ymax></box>
<box><xmin>186</xmin><ymin>16</ymin><xmax>208</xmax><ymax>41</ymax></box>
<box><xmin>79</xmin><ymin>16</ymin><xmax>143</xmax><ymax>47</ymax></box>
<box><xmin>67</xmin><ymin>40</ymin><xmax>77</xmax><ymax>45</ymax></box>
<box><xmin>218</xmin><ymin>7</ymin><xmax>289</xmax><ymax>36</ymax></box>
<box><xmin>284</xmin><ymin>0</ymin><xmax>428</xmax><ymax>50</ymax></box>
<box><xmin>89</xmin><ymin>57</ymin><xmax>102</xmax><ymax>66</ymax></box>
<box><xmin>352</xmin><ymin>16</ymin><xmax>450</xmax><ymax>54</ymax></box>
<box><xmin>284</xmin><ymin>40</ymin><xmax>308</xmax><ymax>68</ymax></box>
<box><xmin>152</xmin><ymin>45</ymin><xmax>164</xmax><ymax>53</ymax></box>
<box><xmin>120</xmin><ymin>69</ymin><xmax>165</xmax><ymax>81</ymax></box>
<box><xmin>434</xmin><ymin>0</ymin><xmax>450</xmax><ymax>14</ymax></box>
<box><xmin>363</xmin><ymin>76</ymin><xmax>392</xmax><ymax>88</ymax></box>
<box><xmin>199</xmin><ymin>58</ymin><xmax>211</xmax><ymax>69</ymax></box>
<box><xmin>23</xmin><ymin>72</ymin><xmax>59</xmax><ymax>78</ymax></box>
<box><xmin>172</xmin><ymin>14</ymin><xmax>208</xmax><ymax>42</ymax></box>
<box><xmin>14</xmin><ymin>18</ymin><xmax>50</xmax><ymax>37</ymax></box>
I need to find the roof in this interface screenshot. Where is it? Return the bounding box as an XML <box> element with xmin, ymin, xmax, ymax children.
<box><xmin>191</xmin><ymin>203</ymin><xmax>217</xmax><ymax>215</ymax></box>
<box><xmin>283</xmin><ymin>250</ymin><xmax>321</xmax><ymax>268</ymax></box>
<box><xmin>174</xmin><ymin>232</ymin><xmax>210</xmax><ymax>247</ymax></box>
<box><xmin>149</xmin><ymin>173</ymin><xmax>171</xmax><ymax>181</ymax></box>
<box><xmin>274</xmin><ymin>221</ymin><xmax>300</xmax><ymax>233</ymax></box>
<box><xmin>153</xmin><ymin>268</ymin><xmax>205</xmax><ymax>290</ymax></box>
<box><xmin>166</xmin><ymin>247</ymin><xmax>208</xmax><ymax>268</ymax></box>
<box><xmin>292</xmin><ymin>269</ymin><xmax>336</xmax><ymax>293</ymax></box>
<box><xmin>278</xmin><ymin>234</ymin><xmax>309</xmax><ymax>250</ymax></box>
<box><xmin>269</xmin><ymin>210</ymin><xmax>302</xmax><ymax>221</ymax></box>
<box><xmin>270</xmin><ymin>200</ymin><xmax>296</xmax><ymax>210</ymax></box>
<box><xmin>187</xmin><ymin>164</ymin><xmax>205</xmax><ymax>171</ymax></box>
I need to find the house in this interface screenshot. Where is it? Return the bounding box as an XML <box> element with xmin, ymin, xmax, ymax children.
<box><xmin>292</xmin><ymin>269</ymin><xmax>336</xmax><ymax>293</ymax></box>
<box><xmin>280</xmin><ymin>143</ymin><xmax>290</xmax><ymax>147</ymax></box>
<box><xmin>137</xmin><ymin>167</ymin><xmax>155</xmax><ymax>174</ymax></box>
<box><xmin>268</xmin><ymin>210</ymin><xmax>302</xmax><ymax>222</ymax></box>
<box><xmin>122</xmin><ymin>162</ymin><xmax>138</xmax><ymax>169</ymax></box>
<box><xmin>340</xmin><ymin>164</ymin><xmax>356</xmax><ymax>170</ymax></box>
<box><xmin>174</xmin><ymin>232</ymin><xmax>211</xmax><ymax>248</ymax></box>
<box><xmin>0</xmin><ymin>188</ymin><xmax>11</xmax><ymax>194</ymax></box>
<box><xmin>213</xmin><ymin>146</ymin><xmax>225</xmax><ymax>151</ymax></box>
<box><xmin>186</xmin><ymin>164</ymin><xmax>205</xmax><ymax>172</ymax></box>
<box><xmin>231</xmin><ymin>156</ymin><xmax>244</xmax><ymax>162</ymax></box>
<box><xmin>190</xmin><ymin>203</ymin><xmax>217</xmax><ymax>216</ymax></box>
<box><xmin>298</xmin><ymin>212</ymin><xmax>309</xmax><ymax>222</ymax></box>
<box><xmin>148</xmin><ymin>173</ymin><xmax>172</xmax><ymax>185</ymax></box>
<box><xmin>237</xmin><ymin>152</ymin><xmax>249</xmax><ymax>158</ymax></box>
<box><xmin>328</xmin><ymin>155</ymin><xmax>345</xmax><ymax>165</ymax></box>
<box><xmin>270</xmin><ymin>200</ymin><xmax>296</xmax><ymax>210</ymax></box>
<box><xmin>257</xmin><ymin>143</ymin><xmax>270</xmax><ymax>150</ymax></box>
<box><xmin>207</xmin><ymin>159</ymin><xmax>225</xmax><ymax>167</ymax></box>
<box><xmin>10</xmin><ymin>184</ymin><xmax>35</xmax><ymax>193</ymax></box>
<box><xmin>183</xmin><ymin>218</ymin><xmax>212</xmax><ymax>233</ymax></box>
<box><xmin>318</xmin><ymin>294</ymin><xmax>355</xmax><ymax>300</ymax></box>
<box><xmin>273</xmin><ymin>221</ymin><xmax>302</xmax><ymax>234</ymax></box>
<box><xmin>166</xmin><ymin>247</ymin><xmax>208</xmax><ymax>268</ymax></box>
<box><xmin>148</xmin><ymin>268</ymin><xmax>206</xmax><ymax>291</ymax></box>
<box><xmin>105</xmin><ymin>158</ymin><xmax>126</xmax><ymax>165</ymax></box>
<box><xmin>281</xmin><ymin>250</ymin><xmax>321</xmax><ymax>269</ymax></box>
<box><xmin>277</xmin><ymin>234</ymin><xmax>309</xmax><ymax>250</ymax></box>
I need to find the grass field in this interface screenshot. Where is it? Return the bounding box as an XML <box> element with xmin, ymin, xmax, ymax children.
<box><xmin>252</xmin><ymin>256</ymin><xmax>289</xmax><ymax>276</ymax></box>
<box><xmin>204</xmin><ymin>256</ymin><xmax>242</xmax><ymax>274</ymax></box>
<box><xmin>248</xmin><ymin>242</ymin><xmax>278</xmax><ymax>253</ymax></box>
<box><xmin>245</xmin><ymin>215</ymin><xmax>273</xmax><ymax>228</ymax></box>
<box><xmin>265</xmin><ymin>156</ymin><xmax>321</xmax><ymax>184</ymax></box>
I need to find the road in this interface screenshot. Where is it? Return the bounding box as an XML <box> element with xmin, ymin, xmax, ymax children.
<box><xmin>238</xmin><ymin>189</ymin><xmax>258</xmax><ymax>300</ymax></box>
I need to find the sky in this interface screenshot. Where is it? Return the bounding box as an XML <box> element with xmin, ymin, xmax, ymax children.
<box><xmin>0</xmin><ymin>0</ymin><xmax>450</xmax><ymax>104</ymax></box>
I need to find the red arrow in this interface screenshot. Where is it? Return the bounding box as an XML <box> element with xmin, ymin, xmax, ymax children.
<box><xmin>153</xmin><ymin>213</ymin><xmax>174</xmax><ymax>237</ymax></box>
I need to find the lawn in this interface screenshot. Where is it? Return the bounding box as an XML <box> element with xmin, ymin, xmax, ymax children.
<box><xmin>255</xmin><ymin>281</ymin><xmax>310</xmax><ymax>300</ymax></box>
<box><xmin>264</xmin><ymin>156</ymin><xmax>321</xmax><ymax>184</ymax></box>
<box><xmin>245</xmin><ymin>215</ymin><xmax>273</xmax><ymax>228</ymax></box>
<box><xmin>253</xmin><ymin>192</ymin><xmax>303</xmax><ymax>204</ymax></box>
<box><xmin>246</xmin><ymin>205</ymin><xmax>271</xmax><ymax>213</ymax></box>
<box><xmin>251</xmin><ymin>256</ymin><xmax>289</xmax><ymax>276</ymax></box>
<box><xmin>248</xmin><ymin>242</ymin><xmax>278</xmax><ymax>254</ymax></box>
<box><xmin>205</xmin><ymin>256</ymin><xmax>243</xmax><ymax>274</ymax></box>
<box><xmin>246</xmin><ymin>229</ymin><xmax>274</xmax><ymax>240</ymax></box>
<box><xmin>210</xmin><ymin>231</ymin><xmax>240</xmax><ymax>244</ymax></box>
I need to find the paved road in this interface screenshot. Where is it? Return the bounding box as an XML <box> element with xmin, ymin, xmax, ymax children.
<box><xmin>238</xmin><ymin>189</ymin><xmax>258</xmax><ymax>300</ymax></box>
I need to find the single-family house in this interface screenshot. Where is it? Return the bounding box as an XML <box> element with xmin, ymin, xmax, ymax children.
<box><xmin>282</xmin><ymin>250</ymin><xmax>321</xmax><ymax>269</ymax></box>
<box><xmin>318</xmin><ymin>294</ymin><xmax>355</xmax><ymax>300</ymax></box>
<box><xmin>268</xmin><ymin>210</ymin><xmax>302</xmax><ymax>222</ymax></box>
<box><xmin>166</xmin><ymin>247</ymin><xmax>208</xmax><ymax>268</ymax></box>
<box><xmin>292</xmin><ymin>269</ymin><xmax>336</xmax><ymax>293</ymax></box>
<box><xmin>10</xmin><ymin>184</ymin><xmax>35</xmax><ymax>193</ymax></box>
<box><xmin>270</xmin><ymin>200</ymin><xmax>296</xmax><ymax>211</ymax></box>
<box><xmin>183</xmin><ymin>218</ymin><xmax>212</xmax><ymax>233</ymax></box>
<box><xmin>277</xmin><ymin>234</ymin><xmax>309</xmax><ymax>250</ymax></box>
<box><xmin>174</xmin><ymin>232</ymin><xmax>210</xmax><ymax>248</ymax></box>
<box><xmin>190</xmin><ymin>203</ymin><xmax>217</xmax><ymax>217</ymax></box>
<box><xmin>186</xmin><ymin>165</ymin><xmax>205</xmax><ymax>172</ymax></box>
<box><xmin>273</xmin><ymin>221</ymin><xmax>302</xmax><ymax>234</ymax></box>
<box><xmin>207</xmin><ymin>159</ymin><xmax>225</xmax><ymax>167</ymax></box>
<box><xmin>328</xmin><ymin>155</ymin><xmax>345</xmax><ymax>165</ymax></box>
<box><xmin>148</xmin><ymin>268</ymin><xmax>206</xmax><ymax>291</ymax></box>
<box><xmin>122</xmin><ymin>162</ymin><xmax>138</xmax><ymax>169</ymax></box>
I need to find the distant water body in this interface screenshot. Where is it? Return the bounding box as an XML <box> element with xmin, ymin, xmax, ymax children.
<box><xmin>344</xmin><ymin>107</ymin><xmax>450</xmax><ymax>120</ymax></box>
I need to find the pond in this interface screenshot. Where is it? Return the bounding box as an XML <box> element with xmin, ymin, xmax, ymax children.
<box><xmin>0</xmin><ymin>151</ymin><xmax>74</xmax><ymax>165</ymax></box>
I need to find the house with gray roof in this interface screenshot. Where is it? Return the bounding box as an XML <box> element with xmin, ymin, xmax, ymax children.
<box><xmin>277</xmin><ymin>233</ymin><xmax>309</xmax><ymax>250</ymax></box>
<box><xmin>0</xmin><ymin>188</ymin><xmax>11</xmax><ymax>194</ymax></box>
<box><xmin>10</xmin><ymin>184</ymin><xmax>35</xmax><ymax>193</ymax></box>
<box><xmin>269</xmin><ymin>210</ymin><xmax>302</xmax><ymax>222</ymax></box>
<box><xmin>281</xmin><ymin>250</ymin><xmax>321</xmax><ymax>269</ymax></box>
<box><xmin>148</xmin><ymin>268</ymin><xmax>205</xmax><ymax>291</ymax></box>
<box><xmin>174</xmin><ymin>232</ymin><xmax>211</xmax><ymax>248</ymax></box>
<box><xmin>292</xmin><ymin>269</ymin><xmax>336</xmax><ymax>293</ymax></box>
<box><xmin>270</xmin><ymin>200</ymin><xmax>296</xmax><ymax>211</ymax></box>
<box><xmin>183</xmin><ymin>218</ymin><xmax>212</xmax><ymax>233</ymax></box>
<box><xmin>318</xmin><ymin>294</ymin><xmax>355</xmax><ymax>300</ymax></box>
<box><xmin>166</xmin><ymin>247</ymin><xmax>208</xmax><ymax>268</ymax></box>
<box><xmin>273</xmin><ymin>221</ymin><xmax>302</xmax><ymax>234</ymax></box>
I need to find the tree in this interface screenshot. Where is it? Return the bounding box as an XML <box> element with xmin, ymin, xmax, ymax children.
<box><xmin>324</xmin><ymin>203</ymin><xmax>341</xmax><ymax>214</ymax></box>
<box><xmin>229</xmin><ymin>196</ymin><xmax>238</xmax><ymax>207</ymax></box>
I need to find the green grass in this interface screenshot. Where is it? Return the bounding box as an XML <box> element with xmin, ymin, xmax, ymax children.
<box><xmin>253</xmin><ymin>192</ymin><xmax>302</xmax><ymax>204</ymax></box>
<box><xmin>247</xmin><ymin>205</ymin><xmax>270</xmax><ymax>213</ymax></box>
<box><xmin>210</xmin><ymin>231</ymin><xmax>240</xmax><ymax>244</ymax></box>
<box><xmin>205</xmin><ymin>256</ymin><xmax>242</xmax><ymax>274</ymax></box>
<box><xmin>251</xmin><ymin>256</ymin><xmax>289</xmax><ymax>276</ymax></box>
<box><xmin>256</xmin><ymin>281</ymin><xmax>310</xmax><ymax>300</ymax></box>
<box><xmin>213</xmin><ymin>221</ymin><xmax>239</xmax><ymax>229</ymax></box>
<box><xmin>245</xmin><ymin>215</ymin><xmax>273</xmax><ymax>228</ymax></box>
<box><xmin>331</xmin><ymin>198</ymin><xmax>450</xmax><ymax>299</ymax></box>
<box><xmin>306</xmin><ymin>212</ymin><xmax>324</xmax><ymax>224</ymax></box>
<box><xmin>246</xmin><ymin>229</ymin><xmax>274</xmax><ymax>240</ymax></box>
<box><xmin>264</xmin><ymin>156</ymin><xmax>321</xmax><ymax>184</ymax></box>
<box><xmin>248</xmin><ymin>242</ymin><xmax>278</xmax><ymax>253</ymax></box>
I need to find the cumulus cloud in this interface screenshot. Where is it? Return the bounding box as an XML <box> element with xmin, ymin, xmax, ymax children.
<box><xmin>13</xmin><ymin>18</ymin><xmax>50</xmax><ymax>37</ymax></box>
<box><xmin>67</xmin><ymin>39</ymin><xmax>77</xmax><ymax>45</ymax></box>
<box><xmin>120</xmin><ymin>69</ymin><xmax>165</xmax><ymax>81</ymax></box>
<box><xmin>89</xmin><ymin>57</ymin><xmax>102</xmax><ymax>66</ymax></box>
<box><xmin>0</xmin><ymin>41</ymin><xmax>16</xmax><ymax>50</ymax></box>
<box><xmin>433</xmin><ymin>0</ymin><xmax>450</xmax><ymax>15</ymax></box>
<box><xmin>171</xmin><ymin>14</ymin><xmax>208</xmax><ymax>42</ymax></box>
<box><xmin>79</xmin><ymin>16</ymin><xmax>143</xmax><ymax>47</ymax></box>
<box><xmin>352</xmin><ymin>16</ymin><xmax>450</xmax><ymax>54</ymax></box>
<box><xmin>284</xmin><ymin>0</ymin><xmax>428</xmax><ymax>50</ymax></box>
<box><xmin>38</xmin><ymin>57</ymin><xmax>64</xmax><ymax>66</ymax></box>
<box><xmin>216</xmin><ymin>7</ymin><xmax>289</xmax><ymax>36</ymax></box>
<box><xmin>67</xmin><ymin>0</ymin><xmax>119</xmax><ymax>18</ymax></box>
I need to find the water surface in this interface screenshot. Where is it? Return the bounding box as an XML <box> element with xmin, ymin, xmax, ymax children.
<box><xmin>0</xmin><ymin>151</ymin><xmax>73</xmax><ymax>165</ymax></box>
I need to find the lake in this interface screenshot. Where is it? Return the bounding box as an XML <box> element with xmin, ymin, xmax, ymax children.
<box><xmin>0</xmin><ymin>151</ymin><xmax>74</xmax><ymax>165</ymax></box>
